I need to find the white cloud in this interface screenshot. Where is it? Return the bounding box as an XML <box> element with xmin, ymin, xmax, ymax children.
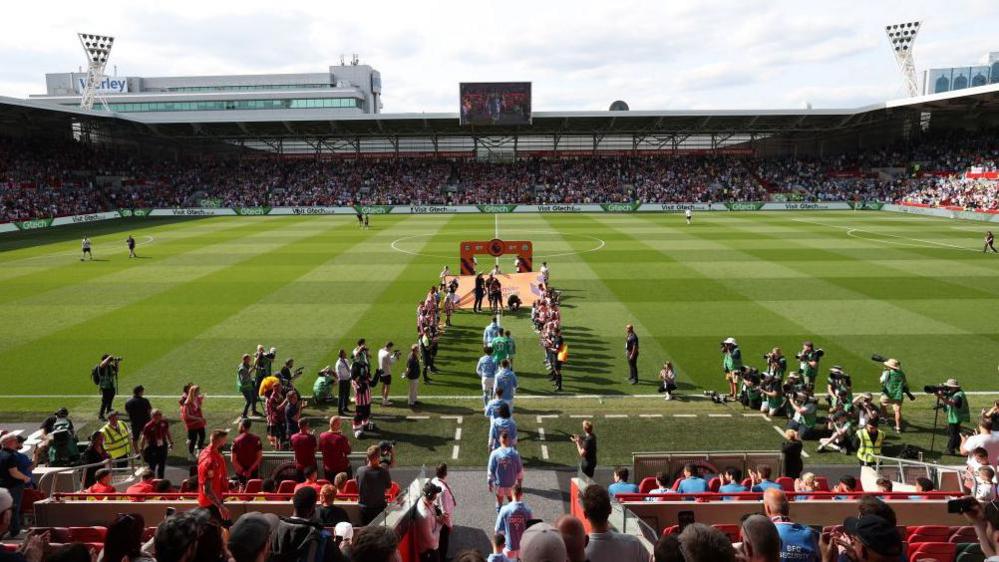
<box><xmin>0</xmin><ymin>0</ymin><xmax>995</xmax><ymax>110</ymax></box>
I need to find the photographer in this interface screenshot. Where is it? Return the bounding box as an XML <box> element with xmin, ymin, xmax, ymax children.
<box><xmin>738</xmin><ymin>368</ymin><xmax>764</xmax><ymax>411</ymax></box>
<box><xmin>796</xmin><ymin>341</ymin><xmax>822</xmax><ymax>390</ymax></box>
<box><xmin>878</xmin><ymin>358</ymin><xmax>911</xmax><ymax>433</ymax></box>
<box><xmin>313</xmin><ymin>365</ymin><xmax>335</xmax><ymax>405</ymax></box>
<box><xmin>570</xmin><ymin>420</ymin><xmax>597</xmax><ymax>478</ymax></box>
<box><xmin>764</xmin><ymin>347</ymin><xmax>787</xmax><ymax>380</ymax></box>
<box><xmin>94</xmin><ymin>354</ymin><xmax>121</xmax><ymax>421</ymax></box>
<box><xmin>787</xmin><ymin>392</ymin><xmax>818</xmax><ymax>440</ymax></box>
<box><xmin>853</xmin><ymin>393</ymin><xmax>880</xmax><ymax>428</ymax></box>
<box><xmin>956</xmin><ymin>497</ymin><xmax>999</xmax><ymax>558</ymax></box>
<box><xmin>826</xmin><ymin>366</ymin><xmax>853</xmax><ymax>412</ymax></box>
<box><xmin>377</xmin><ymin>342</ymin><xmax>401</xmax><ymax>407</ymax></box>
<box><xmin>817</xmin><ymin>409</ymin><xmax>853</xmax><ymax>453</ymax></box>
<box><xmin>760</xmin><ymin>374</ymin><xmax>784</xmax><ymax>417</ymax></box>
<box><xmin>721</xmin><ymin>337</ymin><xmax>742</xmax><ymax>399</ymax></box>
<box><xmin>936</xmin><ymin>379</ymin><xmax>971</xmax><ymax>456</ymax></box>
<box><xmin>278</xmin><ymin>358</ymin><xmax>304</xmax><ymax>389</ymax></box>
<box><xmin>658</xmin><ymin>362</ymin><xmax>677</xmax><ymax>401</ymax></box>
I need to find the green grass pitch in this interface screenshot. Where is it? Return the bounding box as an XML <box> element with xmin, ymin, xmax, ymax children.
<box><xmin>2</xmin><ymin>211</ymin><xmax>999</xmax><ymax>467</ymax></box>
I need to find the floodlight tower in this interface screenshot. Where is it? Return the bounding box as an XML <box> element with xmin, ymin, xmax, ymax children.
<box><xmin>884</xmin><ymin>21</ymin><xmax>922</xmax><ymax>97</ymax></box>
<box><xmin>77</xmin><ymin>33</ymin><xmax>115</xmax><ymax>110</ymax></box>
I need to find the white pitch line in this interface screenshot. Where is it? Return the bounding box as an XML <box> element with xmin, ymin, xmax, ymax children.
<box><xmin>569</xmin><ymin>414</ymin><xmax>592</xmax><ymax>418</ymax></box>
<box><xmin>673</xmin><ymin>414</ymin><xmax>696</xmax><ymax>418</ymax></box>
<box><xmin>771</xmin><ymin>425</ymin><xmax>810</xmax><ymax>458</ymax></box>
<box><xmin>605</xmin><ymin>414</ymin><xmax>628</xmax><ymax>418</ymax></box>
<box><xmin>452</xmin><ymin>445</ymin><xmax>460</xmax><ymax>460</ymax></box>
<box><xmin>16</xmin><ymin>391</ymin><xmax>999</xmax><ymax>399</ymax></box>
<box><xmin>441</xmin><ymin>416</ymin><xmax>464</xmax><ymax>424</ymax></box>
<box><xmin>536</xmin><ymin>415</ymin><xmax>558</xmax><ymax>423</ymax></box>
<box><xmin>454</xmin><ymin>428</ymin><xmax>462</xmax><ymax>441</ymax></box>
<box><xmin>639</xmin><ymin>414</ymin><xmax>663</xmax><ymax>418</ymax></box>
<box><xmin>742</xmin><ymin>413</ymin><xmax>767</xmax><ymax>418</ymax></box>
<box><xmin>541</xmin><ymin>444</ymin><xmax>550</xmax><ymax>460</ymax></box>
<box><xmin>791</xmin><ymin>217</ymin><xmax>978</xmax><ymax>252</ymax></box>
<box><xmin>537</xmin><ymin>427</ymin><xmax>546</xmax><ymax>441</ymax></box>
<box><xmin>406</xmin><ymin>415</ymin><xmax>430</xmax><ymax>420</ymax></box>
<box><xmin>708</xmin><ymin>414</ymin><xmax>733</xmax><ymax>418</ymax></box>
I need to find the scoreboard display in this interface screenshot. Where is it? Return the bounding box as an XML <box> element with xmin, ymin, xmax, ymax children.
<box><xmin>459</xmin><ymin>82</ymin><xmax>532</xmax><ymax>126</ymax></box>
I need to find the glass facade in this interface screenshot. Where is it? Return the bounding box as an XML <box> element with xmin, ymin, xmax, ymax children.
<box><xmin>926</xmin><ymin>66</ymin><xmax>994</xmax><ymax>94</ymax></box>
<box><xmin>73</xmin><ymin>97</ymin><xmax>362</xmax><ymax>113</ymax></box>
<box><xmin>165</xmin><ymin>84</ymin><xmax>333</xmax><ymax>92</ymax></box>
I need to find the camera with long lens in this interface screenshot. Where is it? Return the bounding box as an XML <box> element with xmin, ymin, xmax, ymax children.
<box><xmin>870</xmin><ymin>354</ymin><xmax>887</xmax><ymax>363</ymax></box>
<box><xmin>703</xmin><ymin>390</ymin><xmax>726</xmax><ymax>404</ymax></box>
<box><xmin>740</xmin><ymin>367</ymin><xmax>761</xmax><ymax>385</ymax></box>
<box><xmin>923</xmin><ymin>384</ymin><xmax>948</xmax><ymax>394</ymax></box>
<box><xmin>795</xmin><ymin>349</ymin><xmax>824</xmax><ymax>360</ymax></box>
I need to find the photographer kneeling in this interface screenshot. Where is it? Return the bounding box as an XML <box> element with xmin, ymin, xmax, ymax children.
<box><xmin>738</xmin><ymin>367</ymin><xmax>764</xmax><ymax>411</ymax></box>
<box><xmin>787</xmin><ymin>392</ymin><xmax>819</xmax><ymax>440</ymax></box>
<box><xmin>760</xmin><ymin>374</ymin><xmax>785</xmax><ymax>418</ymax></box>
<box><xmin>934</xmin><ymin>379</ymin><xmax>971</xmax><ymax>456</ymax></box>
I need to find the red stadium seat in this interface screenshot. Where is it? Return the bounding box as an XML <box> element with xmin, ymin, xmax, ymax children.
<box><xmin>142</xmin><ymin>527</ymin><xmax>156</xmax><ymax>542</ymax></box>
<box><xmin>244</xmin><ymin>479</ymin><xmax>263</xmax><ymax>494</ymax></box>
<box><xmin>814</xmin><ymin>476</ymin><xmax>830</xmax><ymax>492</ymax></box>
<box><xmin>708</xmin><ymin>477</ymin><xmax>721</xmax><ymax>493</ymax></box>
<box><xmin>68</xmin><ymin>527</ymin><xmax>107</xmax><ymax>543</ymax></box>
<box><xmin>713</xmin><ymin>524</ymin><xmax>741</xmax><ymax>543</ymax></box>
<box><xmin>343</xmin><ymin>479</ymin><xmax>358</xmax><ymax>495</ymax></box>
<box><xmin>662</xmin><ymin>525</ymin><xmax>679</xmax><ymax>537</ymax></box>
<box><xmin>776</xmin><ymin>477</ymin><xmax>794</xmax><ymax>492</ymax></box>
<box><xmin>1</xmin><ymin>545</ymin><xmax>17</xmax><ymax>553</ymax></box>
<box><xmin>638</xmin><ymin>477</ymin><xmax>658</xmax><ymax>494</ymax></box>
<box><xmin>277</xmin><ymin>480</ymin><xmax>297</xmax><ymax>494</ymax></box>
<box><xmin>388</xmin><ymin>482</ymin><xmax>401</xmax><ymax>500</ymax></box>
<box><xmin>908</xmin><ymin>525</ymin><xmax>953</xmax><ymax>544</ymax></box>
<box><xmin>949</xmin><ymin>526</ymin><xmax>977</xmax><ymax>543</ymax></box>
<box><xmin>908</xmin><ymin>541</ymin><xmax>956</xmax><ymax>562</ymax></box>
<box><xmin>741</xmin><ymin>478</ymin><xmax>753</xmax><ymax>488</ymax></box>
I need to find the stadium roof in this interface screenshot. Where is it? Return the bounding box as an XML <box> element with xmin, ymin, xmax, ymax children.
<box><xmin>2</xmin><ymin>83</ymin><xmax>998</xmax><ymax>152</ymax></box>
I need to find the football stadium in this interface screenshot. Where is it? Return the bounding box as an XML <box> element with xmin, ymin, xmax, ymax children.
<box><xmin>3</xmin><ymin>7</ymin><xmax>999</xmax><ymax>562</ymax></box>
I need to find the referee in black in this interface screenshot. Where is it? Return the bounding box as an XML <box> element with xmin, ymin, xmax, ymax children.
<box><xmin>625</xmin><ymin>324</ymin><xmax>639</xmax><ymax>384</ymax></box>
<box><xmin>473</xmin><ymin>273</ymin><xmax>485</xmax><ymax>313</ymax></box>
<box><xmin>985</xmin><ymin>231</ymin><xmax>997</xmax><ymax>253</ymax></box>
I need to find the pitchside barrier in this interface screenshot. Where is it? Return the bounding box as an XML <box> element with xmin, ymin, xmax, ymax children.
<box><xmin>7</xmin><ymin>201</ymin><xmax>999</xmax><ymax>233</ymax></box>
<box><xmin>631</xmin><ymin>451</ymin><xmax>784</xmax><ymax>483</ymax></box>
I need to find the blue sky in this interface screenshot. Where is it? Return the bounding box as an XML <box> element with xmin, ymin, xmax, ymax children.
<box><xmin>1</xmin><ymin>0</ymin><xmax>995</xmax><ymax>112</ymax></box>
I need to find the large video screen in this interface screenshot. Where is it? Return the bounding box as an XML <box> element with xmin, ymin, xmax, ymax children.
<box><xmin>459</xmin><ymin>82</ymin><xmax>532</xmax><ymax>126</ymax></box>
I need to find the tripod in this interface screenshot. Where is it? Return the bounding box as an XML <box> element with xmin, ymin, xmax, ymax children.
<box><xmin>928</xmin><ymin>394</ymin><xmax>943</xmax><ymax>457</ymax></box>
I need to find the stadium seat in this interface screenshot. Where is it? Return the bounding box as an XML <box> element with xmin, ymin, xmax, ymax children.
<box><xmin>776</xmin><ymin>477</ymin><xmax>794</xmax><ymax>492</ymax></box>
<box><xmin>142</xmin><ymin>527</ymin><xmax>156</xmax><ymax>542</ymax></box>
<box><xmin>1</xmin><ymin>545</ymin><xmax>17</xmax><ymax>553</ymax></box>
<box><xmin>343</xmin><ymin>479</ymin><xmax>358</xmax><ymax>495</ymax></box>
<box><xmin>277</xmin><ymin>480</ymin><xmax>297</xmax><ymax>494</ymax></box>
<box><xmin>908</xmin><ymin>542</ymin><xmax>956</xmax><ymax>562</ymax></box>
<box><xmin>317</xmin><ymin>479</ymin><xmax>331</xmax><ymax>488</ymax></box>
<box><xmin>908</xmin><ymin>525</ymin><xmax>954</xmax><ymax>543</ymax></box>
<box><xmin>956</xmin><ymin>543</ymin><xmax>985</xmax><ymax>562</ymax></box>
<box><xmin>68</xmin><ymin>527</ymin><xmax>106</xmax><ymax>543</ymax></box>
<box><xmin>388</xmin><ymin>482</ymin><xmax>401</xmax><ymax>500</ymax></box>
<box><xmin>950</xmin><ymin>527</ymin><xmax>977</xmax><ymax>543</ymax></box>
<box><xmin>662</xmin><ymin>525</ymin><xmax>679</xmax><ymax>537</ymax></box>
<box><xmin>671</xmin><ymin>478</ymin><xmax>682</xmax><ymax>491</ymax></box>
<box><xmin>244</xmin><ymin>479</ymin><xmax>263</xmax><ymax>494</ymax></box>
<box><xmin>741</xmin><ymin>477</ymin><xmax>752</xmax><ymax>488</ymax></box>
<box><xmin>814</xmin><ymin>476</ymin><xmax>830</xmax><ymax>492</ymax></box>
<box><xmin>713</xmin><ymin>524</ymin><xmax>741</xmax><ymax>543</ymax></box>
<box><xmin>639</xmin><ymin>477</ymin><xmax>658</xmax><ymax>494</ymax></box>
<box><xmin>708</xmin><ymin>477</ymin><xmax>720</xmax><ymax>493</ymax></box>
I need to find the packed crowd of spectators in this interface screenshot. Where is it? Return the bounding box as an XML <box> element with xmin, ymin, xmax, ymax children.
<box><xmin>4</xmin><ymin>132</ymin><xmax>999</xmax><ymax>222</ymax></box>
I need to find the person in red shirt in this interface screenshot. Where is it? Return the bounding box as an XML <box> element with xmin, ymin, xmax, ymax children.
<box><xmin>231</xmin><ymin>418</ymin><xmax>263</xmax><ymax>487</ymax></box>
<box><xmin>125</xmin><ymin>468</ymin><xmax>157</xmax><ymax>501</ymax></box>
<box><xmin>181</xmin><ymin>385</ymin><xmax>207</xmax><ymax>460</ymax></box>
<box><xmin>139</xmin><ymin>409</ymin><xmax>173</xmax><ymax>479</ymax></box>
<box><xmin>198</xmin><ymin>429</ymin><xmax>230</xmax><ymax>521</ymax></box>
<box><xmin>319</xmin><ymin>416</ymin><xmax>352</xmax><ymax>480</ymax></box>
<box><xmin>289</xmin><ymin>419</ymin><xmax>318</xmax><ymax>476</ymax></box>
<box><xmin>84</xmin><ymin>468</ymin><xmax>116</xmax><ymax>500</ymax></box>
<box><xmin>293</xmin><ymin>465</ymin><xmax>324</xmax><ymax>494</ymax></box>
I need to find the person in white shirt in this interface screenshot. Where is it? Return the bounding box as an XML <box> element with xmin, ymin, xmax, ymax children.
<box><xmin>961</xmin><ymin>418</ymin><xmax>999</xmax><ymax>470</ymax></box>
<box><xmin>685</xmin><ymin>209</ymin><xmax>693</xmax><ymax>224</ymax></box>
<box><xmin>376</xmin><ymin>342</ymin><xmax>400</xmax><ymax>407</ymax></box>
<box><xmin>431</xmin><ymin>463</ymin><xmax>457</xmax><ymax>560</ymax></box>
<box><xmin>972</xmin><ymin>466</ymin><xmax>997</xmax><ymax>501</ymax></box>
<box><xmin>539</xmin><ymin>262</ymin><xmax>550</xmax><ymax>285</ymax></box>
<box><xmin>81</xmin><ymin>237</ymin><xmax>93</xmax><ymax>261</ymax></box>
<box><xmin>415</xmin><ymin>482</ymin><xmax>446</xmax><ymax>560</ymax></box>
<box><xmin>439</xmin><ymin>265</ymin><xmax>451</xmax><ymax>282</ymax></box>
<box><xmin>335</xmin><ymin>349</ymin><xmax>352</xmax><ymax>416</ymax></box>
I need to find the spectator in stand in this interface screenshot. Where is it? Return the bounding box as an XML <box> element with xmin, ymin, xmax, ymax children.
<box><xmin>357</xmin><ymin>444</ymin><xmax>392</xmax><ymax>524</ymax></box>
<box><xmin>607</xmin><ymin>466</ymin><xmax>639</xmax><ymax>497</ymax></box>
<box><xmin>294</xmin><ymin>466</ymin><xmax>323</xmax><ymax>494</ymax></box>
<box><xmin>819</xmin><ymin>514</ymin><xmax>903</xmax><ymax>562</ymax></box>
<box><xmin>645</xmin><ymin>471</ymin><xmax>675</xmax><ymax>501</ymax></box>
<box><xmin>197</xmin><ymin>429</ymin><xmax>230</xmax><ymax>522</ymax></box>
<box><xmin>415</xmin><ymin>482</ymin><xmax>446</xmax><ymax>562</ymax></box>
<box><xmin>676</xmin><ymin>463</ymin><xmax>709</xmax><ymax>495</ymax></box>
<box><xmin>834</xmin><ymin>476</ymin><xmax>858</xmax><ymax>501</ymax></box>
<box><xmin>230</xmin><ymin>418</ymin><xmax>263</xmax><ymax>486</ymax></box>
<box><xmin>874</xmin><ymin>477</ymin><xmax>892</xmax><ymax>494</ymax></box>
<box><xmin>317</xmin><ymin>484</ymin><xmax>350</xmax><ymax>527</ymax></box>
<box><xmin>0</xmin><ymin>432</ymin><xmax>31</xmax><ymax>538</ymax></box>
<box><xmin>101</xmin><ymin>513</ymin><xmax>153</xmax><ymax>562</ymax></box>
<box><xmin>855</xmin><ymin>495</ymin><xmax>897</xmax><ymax>526</ymax></box>
<box><xmin>556</xmin><ymin>515</ymin><xmax>589</xmax><ymax>562</ymax></box>
<box><xmin>319</xmin><ymin>416</ymin><xmax>352</xmax><ymax>480</ymax></box>
<box><xmin>84</xmin><ymin>468</ymin><xmax>116</xmax><ymax>499</ymax></box>
<box><xmin>139</xmin><ymin>409</ymin><xmax>173</xmax><ymax>480</ymax></box>
<box><xmin>431</xmin><ymin>463</ymin><xmax>457</xmax><ymax>561</ymax></box>
<box><xmin>290</xmin><ymin>419</ymin><xmax>318</xmax><ymax>476</ymax></box>
<box><xmin>581</xmin><ymin>484</ymin><xmax>650</xmax><ymax>562</ymax></box>
<box><xmin>738</xmin><ymin>514</ymin><xmax>780</xmax><ymax>562</ymax></box>
<box><xmin>494</xmin><ymin>484</ymin><xmax>532</xmax><ymax>561</ymax></box>
<box><xmin>271</xmin><ymin>487</ymin><xmax>347</xmax><ymax>562</ymax></box>
<box><xmin>720</xmin><ymin>467</ymin><xmax>748</xmax><ymax>501</ymax></box>
<box><xmin>350</xmin><ymin>526</ymin><xmax>401</xmax><ymax>562</ymax></box>
<box><xmin>910</xmin><ymin>477</ymin><xmax>935</xmax><ymax>500</ymax></box>
<box><xmin>227</xmin><ymin>512</ymin><xmax>279</xmax><ymax>562</ymax></box>
<box><xmin>795</xmin><ymin>472</ymin><xmax>818</xmax><ymax>500</ymax></box>
<box><xmin>519</xmin><ymin>522</ymin><xmax>568</xmax><ymax>562</ymax></box>
<box><xmin>750</xmin><ymin>465</ymin><xmax>780</xmax><ymax>493</ymax></box>
<box><xmin>763</xmin><ymin>488</ymin><xmax>819</xmax><ymax>562</ymax></box>
<box><xmin>961</xmin><ymin>418</ymin><xmax>999</xmax><ymax>469</ymax></box>
<box><xmin>125</xmin><ymin>468</ymin><xmax>157</xmax><ymax>497</ymax></box>
<box><xmin>154</xmin><ymin>510</ymin><xmax>206</xmax><ymax>562</ymax></box>
<box><xmin>125</xmin><ymin>385</ymin><xmax>152</xmax><ymax>453</ymax></box>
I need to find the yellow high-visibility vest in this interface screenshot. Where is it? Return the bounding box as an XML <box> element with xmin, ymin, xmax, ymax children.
<box><xmin>856</xmin><ymin>428</ymin><xmax>884</xmax><ymax>464</ymax></box>
<box><xmin>101</xmin><ymin>420</ymin><xmax>132</xmax><ymax>459</ymax></box>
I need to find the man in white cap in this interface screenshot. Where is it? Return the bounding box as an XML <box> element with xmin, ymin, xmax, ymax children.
<box><xmin>333</xmin><ymin>522</ymin><xmax>353</xmax><ymax>556</ymax></box>
<box><xmin>878</xmin><ymin>358</ymin><xmax>909</xmax><ymax>433</ymax></box>
<box><xmin>936</xmin><ymin>379</ymin><xmax>970</xmax><ymax>456</ymax></box>
<box><xmin>520</xmin><ymin>522</ymin><xmax>568</xmax><ymax>562</ymax></box>
<box><xmin>722</xmin><ymin>337</ymin><xmax>742</xmax><ymax>399</ymax></box>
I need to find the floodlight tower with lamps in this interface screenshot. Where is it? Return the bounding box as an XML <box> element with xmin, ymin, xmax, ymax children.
<box><xmin>77</xmin><ymin>33</ymin><xmax>115</xmax><ymax>110</ymax></box>
<box><xmin>884</xmin><ymin>21</ymin><xmax>922</xmax><ymax>97</ymax></box>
